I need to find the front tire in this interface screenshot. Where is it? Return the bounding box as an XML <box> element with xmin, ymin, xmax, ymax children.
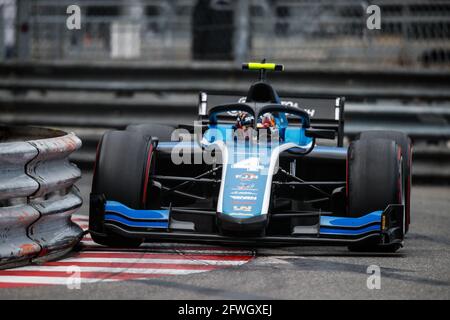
<box><xmin>347</xmin><ymin>138</ymin><xmax>403</xmax><ymax>252</ymax></box>
<box><xmin>358</xmin><ymin>131</ymin><xmax>411</xmax><ymax>233</ymax></box>
<box><xmin>89</xmin><ymin>130</ymin><xmax>157</xmax><ymax>248</ymax></box>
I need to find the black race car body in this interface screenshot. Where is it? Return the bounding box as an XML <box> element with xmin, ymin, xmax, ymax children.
<box><xmin>90</xmin><ymin>62</ymin><xmax>410</xmax><ymax>251</ymax></box>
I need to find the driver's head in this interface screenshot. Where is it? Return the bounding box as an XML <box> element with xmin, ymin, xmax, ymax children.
<box><xmin>236</xmin><ymin>111</ymin><xmax>253</xmax><ymax>129</ymax></box>
<box><xmin>257</xmin><ymin>113</ymin><xmax>276</xmax><ymax>129</ymax></box>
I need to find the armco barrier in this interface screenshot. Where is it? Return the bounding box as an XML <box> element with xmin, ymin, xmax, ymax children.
<box><xmin>1</xmin><ymin>61</ymin><xmax>450</xmax><ymax>101</ymax></box>
<box><xmin>0</xmin><ymin>62</ymin><xmax>448</xmax><ymax>183</ymax></box>
<box><xmin>0</xmin><ymin>126</ymin><xmax>83</xmax><ymax>269</ymax></box>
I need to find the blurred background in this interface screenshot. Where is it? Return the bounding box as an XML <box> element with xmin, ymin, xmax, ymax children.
<box><xmin>3</xmin><ymin>0</ymin><xmax>450</xmax><ymax>67</ymax></box>
<box><xmin>0</xmin><ymin>0</ymin><xmax>449</xmax><ymax>183</ymax></box>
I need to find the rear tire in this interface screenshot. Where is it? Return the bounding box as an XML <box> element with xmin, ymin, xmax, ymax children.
<box><xmin>347</xmin><ymin>138</ymin><xmax>403</xmax><ymax>253</ymax></box>
<box><xmin>126</xmin><ymin>123</ymin><xmax>176</xmax><ymax>141</ymax></box>
<box><xmin>90</xmin><ymin>130</ymin><xmax>156</xmax><ymax>248</ymax></box>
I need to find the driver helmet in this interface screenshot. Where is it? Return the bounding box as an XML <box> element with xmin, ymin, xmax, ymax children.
<box><xmin>257</xmin><ymin>113</ymin><xmax>276</xmax><ymax>129</ymax></box>
<box><xmin>235</xmin><ymin>111</ymin><xmax>254</xmax><ymax>129</ymax></box>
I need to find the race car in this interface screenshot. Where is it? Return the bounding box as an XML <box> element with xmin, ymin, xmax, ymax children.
<box><xmin>89</xmin><ymin>62</ymin><xmax>412</xmax><ymax>252</ymax></box>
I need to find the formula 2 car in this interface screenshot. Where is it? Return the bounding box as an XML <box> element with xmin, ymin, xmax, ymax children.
<box><xmin>89</xmin><ymin>62</ymin><xmax>412</xmax><ymax>252</ymax></box>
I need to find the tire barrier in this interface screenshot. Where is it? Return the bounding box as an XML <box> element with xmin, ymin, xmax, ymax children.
<box><xmin>0</xmin><ymin>126</ymin><xmax>83</xmax><ymax>269</ymax></box>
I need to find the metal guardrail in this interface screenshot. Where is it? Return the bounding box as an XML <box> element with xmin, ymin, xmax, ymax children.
<box><xmin>1</xmin><ymin>94</ymin><xmax>449</xmax><ymax>140</ymax></box>
<box><xmin>0</xmin><ymin>62</ymin><xmax>448</xmax><ymax>182</ymax></box>
<box><xmin>2</xmin><ymin>93</ymin><xmax>448</xmax><ymax>182</ymax></box>
<box><xmin>0</xmin><ymin>126</ymin><xmax>83</xmax><ymax>269</ymax></box>
<box><xmin>1</xmin><ymin>61</ymin><xmax>450</xmax><ymax>101</ymax></box>
<box><xmin>0</xmin><ymin>61</ymin><xmax>449</xmax><ymax>139</ymax></box>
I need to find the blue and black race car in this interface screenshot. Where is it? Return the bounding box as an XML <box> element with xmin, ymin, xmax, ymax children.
<box><xmin>89</xmin><ymin>62</ymin><xmax>412</xmax><ymax>252</ymax></box>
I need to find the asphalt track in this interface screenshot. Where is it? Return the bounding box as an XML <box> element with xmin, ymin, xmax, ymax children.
<box><xmin>0</xmin><ymin>172</ymin><xmax>449</xmax><ymax>299</ymax></box>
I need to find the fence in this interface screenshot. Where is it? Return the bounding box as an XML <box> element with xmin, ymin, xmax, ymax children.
<box><xmin>0</xmin><ymin>5</ymin><xmax>4</xmax><ymax>60</ymax></box>
<box><xmin>0</xmin><ymin>0</ymin><xmax>15</xmax><ymax>60</ymax></box>
<box><xmin>0</xmin><ymin>126</ymin><xmax>83</xmax><ymax>269</ymax></box>
<box><xmin>10</xmin><ymin>0</ymin><xmax>450</xmax><ymax>70</ymax></box>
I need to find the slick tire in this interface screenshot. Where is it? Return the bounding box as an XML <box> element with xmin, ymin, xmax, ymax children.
<box><xmin>358</xmin><ymin>131</ymin><xmax>411</xmax><ymax>233</ymax></box>
<box><xmin>89</xmin><ymin>130</ymin><xmax>156</xmax><ymax>247</ymax></box>
<box><xmin>347</xmin><ymin>138</ymin><xmax>404</xmax><ymax>253</ymax></box>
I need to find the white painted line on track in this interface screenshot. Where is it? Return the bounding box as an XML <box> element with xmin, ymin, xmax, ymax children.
<box><xmin>0</xmin><ymin>214</ymin><xmax>255</xmax><ymax>288</ymax></box>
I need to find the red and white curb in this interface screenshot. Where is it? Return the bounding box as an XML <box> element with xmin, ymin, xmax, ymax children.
<box><xmin>0</xmin><ymin>214</ymin><xmax>254</xmax><ymax>288</ymax></box>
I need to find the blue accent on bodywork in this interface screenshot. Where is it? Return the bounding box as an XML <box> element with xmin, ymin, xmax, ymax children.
<box><xmin>158</xmin><ymin>141</ymin><xmax>194</xmax><ymax>148</ymax></box>
<box><xmin>318</xmin><ymin>210</ymin><xmax>382</xmax><ymax>236</ymax></box>
<box><xmin>104</xmin><ymin>201</ymin><xmax>169</xmax><ymax>228</ymax></box>
<box><xmin>311</xmin><ymin>145</ymin><xmax>347</xmax><ymax>155</ymax></box>
<box><xmin>320</xmin><ymin>210</ymin><xmax>382</xmax><ymax>228</ymax></box>
<box><xmin>157</xmin><ymin>142</ymin><xmax>348</xmax><ymax>155</ymax></box>
<box><xmin>105</xmin><ymin>214</ymin><xmax>168</xmax><ymax>228</ymax></box>
<box><xmin>320</xmin><ymin>224</ymin><xmax>380</xmax><ymax>235</ymax></box>
<box><xmin>221</xmin><ymin>143</ymin><xmax>271</xmax><ymax>218</ymax></box>
<box><xmin>105</xmin><ymin>201</ymin><xmax>169</xmax><ymax>220</ymax></box>
<box><xmin>284</xmin><ymin>127</ymin><xmax>312</xmax><ymax>145</ymax></box>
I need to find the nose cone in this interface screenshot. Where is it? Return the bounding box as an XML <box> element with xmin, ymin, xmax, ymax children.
<box><xmin>217</xmin><ymin>212</ymin><xmax>268</xmax><ymax>236</ymax></box>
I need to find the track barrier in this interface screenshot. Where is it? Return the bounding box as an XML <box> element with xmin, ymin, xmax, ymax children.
<box><xmin>0</xmin><ymin>126</ymin><xmax>82</xmax><ymax>269</ymax></box>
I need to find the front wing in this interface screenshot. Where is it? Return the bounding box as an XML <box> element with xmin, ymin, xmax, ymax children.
<box><xmin>90</xmin><ymin>195</ymin><xmax>404</xmax><ymax>246</ymax></box>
